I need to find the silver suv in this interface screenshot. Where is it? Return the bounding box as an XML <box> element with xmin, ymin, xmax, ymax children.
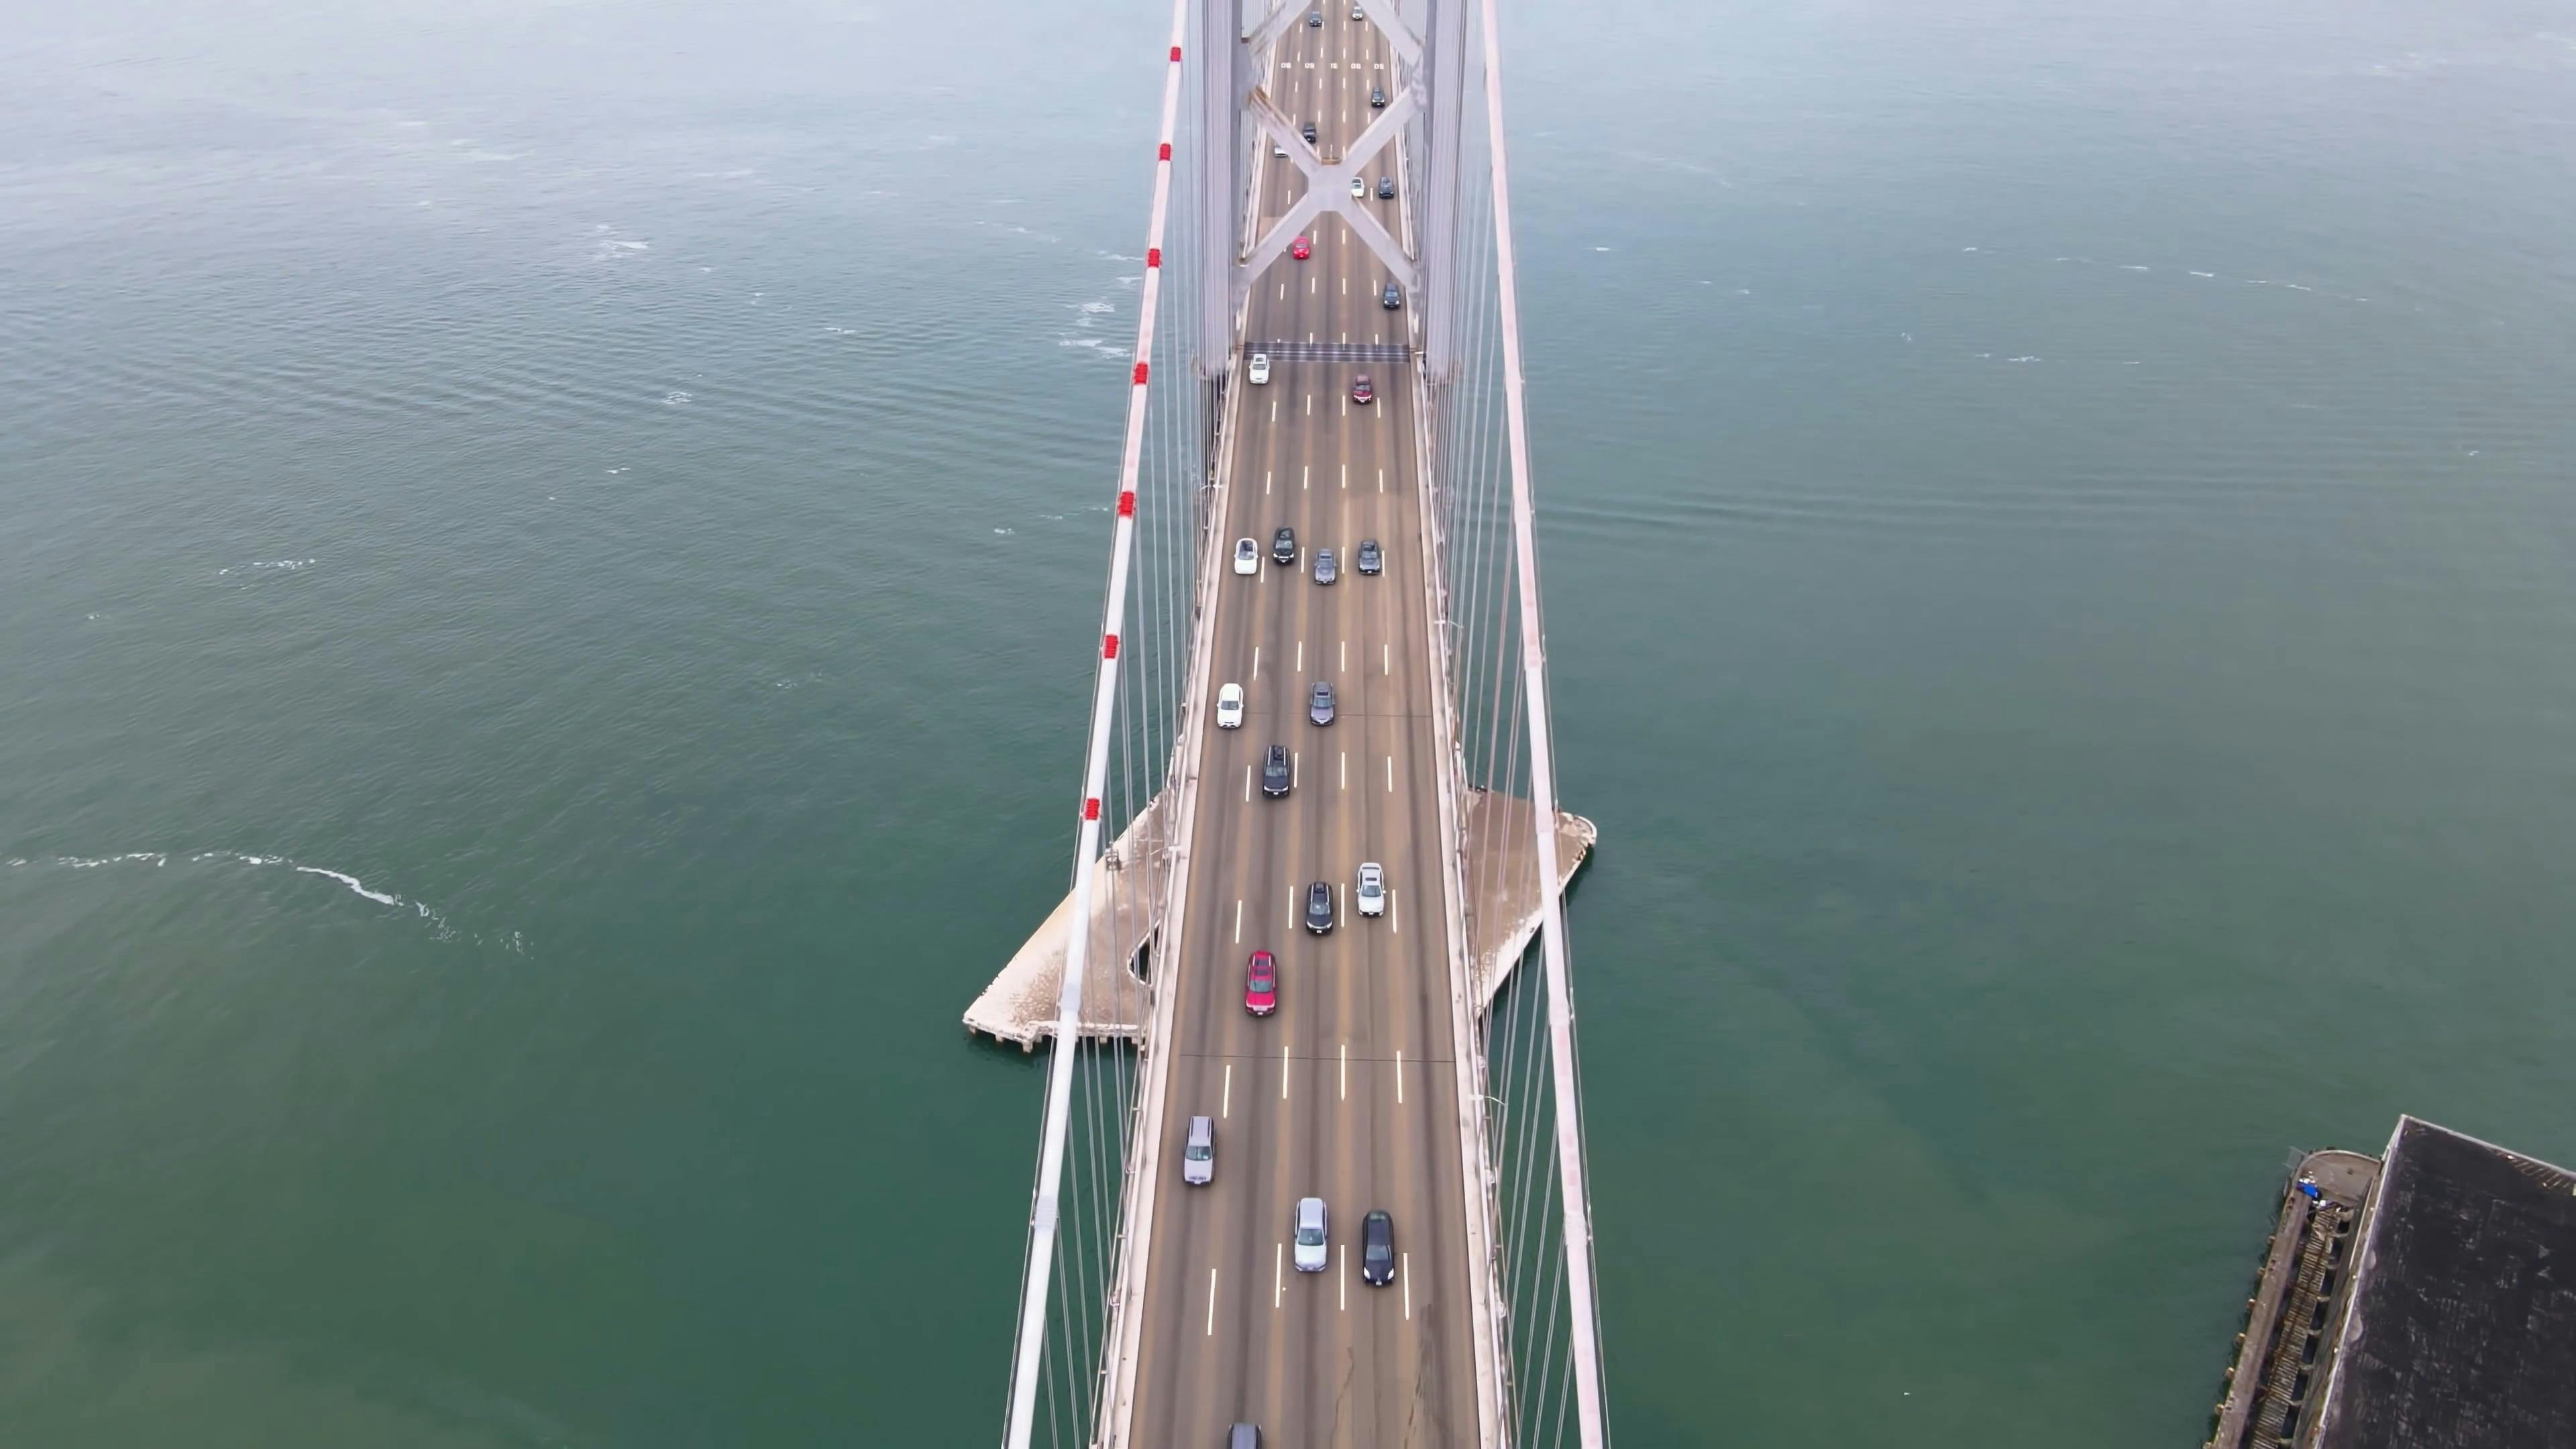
<box><xmin>1183</xmin><ymin>1115</ymin><xmax>1215</xmax><ymax>1185</ymax></box>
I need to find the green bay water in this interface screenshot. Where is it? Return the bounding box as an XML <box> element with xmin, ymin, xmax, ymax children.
<box><xmin>3</xmin><ymin>0</ymin><xmax>2573</xmax><ymax>1442</ymax></box>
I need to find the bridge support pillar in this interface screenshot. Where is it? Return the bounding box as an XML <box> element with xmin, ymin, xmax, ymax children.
<box><xmin>1417</xmin><ymin>0</ymin><xmax>1468</xmax><ymax>383</ymax></box>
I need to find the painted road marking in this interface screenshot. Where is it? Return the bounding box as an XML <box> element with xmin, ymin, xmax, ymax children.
<box><xmin>1306</xmin><ymin>393</ymin><xmax>1313</xmax><ymax>417</ymax></box>
<box><xmin>1309</xmin><ymin>276</ymin><xmax>1317</xmax><ymax>294</ymax></box>
<box><xmin>1265</xmin><ymin>468</ymin><xmax>1272</xmax><ymax>495</ymax></box>
<box><xmin>1340</xmin><ymin>639</ymin><xmax>1346</xmax><ymax>672</ymax></box>
<box><xmin>1386</xmin><ymin>755</ymin><xmax>1393</xmax><ymax>792</ymax></box>
<box><xmin>1224</xmin><ymin>1063</ymin><xmax>1233</xmax><ymax>1118</ymax></box>
<box><xmin>1252</xmin><ymin>645</ymin><xmax>1260</xmax><ymax>678</ymax></box>
<box><xmin>1396</xmin><ymin>1049</ymin><xmax>1404</xmax><ymax>1104</ymax></box>
<box><xmin>1275</xmin><ymin>1243</ymin><xmax>1284</xmax><ymax>1308</ymax></box>
<box><xmin>1340</xmin><ymin>1042</ymin><xmax>1347</xmax><ymax>1100</ymax></box>
<box><xmin>1383</xmin><ymin>642</ymin><xmax>1390</xmax><ymax>674</ymax></box>
<box><xmin>1340</xmin><ymin>751</ymin><xmax>1346</xmax><ymax>790</ymax></box>
<box><xmin>1392</xmin><ymin>888</ymin><xmax>1399</xmax><ymax>934</ymax></box>
<box><xmin>1296</xmin><ymin>639</ymin><xmax>1303</xmax><ymax>672</ymax></box>
<box><xmin>1341</xmin><ymin>462</ymin><xmax>1348</xmax><ymax>490</ymax></box>
<box><xmin>1403</xmin><ymin>1254</ymin><xmax>1411</xmax><ymax>1319</ymax></box>
<box><xmin>1243</xmin><ymin>765</ymin><xmax>1252</xmax><ymax>802</ymax></box>
<box><xmin>1282</xmin><ymin>1040</ymin><xmax>1291</xmax><ymax>1098</ymax></box>
<box><xmin>1271</xmin><ymin>395</ymin><xmax>1279</xmax><ymax>421</ymax></box>
<box><xmin>1302</xmin><ymin>463</ymin><xmax>1309</xmax><ymax>491</ymax></box>
<box><xmin>1234</xmin><ymin>898</ymin><xmax>1243</xmax><ymax>943</ymax></box>
<box><xmin>1207</xmin><ymin>1268</ymin><xmax>1218</xmax><ymax>1336</ymax></box>
<box><xmin>1342</xmin><ymin>276</ymin><xmax>1347</xmax><ymax>295</ymax></box>
<box><xmin>1293</xmin><ymin>749</ymin><xmax>1301</xmax><ymax>787</ymax></box>
<box><xmin>1340</xmin><ymin>1247</ymin><xmax>1347</xmax><ymax>1310</ymax></box>
<box><xmin>1378</xmin><ymin>468</ymin><xmax>1385</xmax><ymax>493</ymax></box>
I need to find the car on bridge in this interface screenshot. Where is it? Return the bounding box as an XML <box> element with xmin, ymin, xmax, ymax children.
<box><xmin>1248</xmin><ymin>351</ymin><xmax>1271</xmax><ymax>384</ymax></box>
<box><xmin>1349</xmin><ymin>2</ymin><xmax>1363</xmax><ymax>17</ymax></box>
<box><xmin>1293</xmin><ymin>1197</ymin><xmax>1330</xmax><ymax>1271</ymax></box>
<box><xmin>1229</xmin><ymin>1426</ymin><xmax>1260</xmax><ymax>1449</ymax></box>
<box><xmin>1350</xmin><ymin>176</ymin><xmax>1366</xmax><ymax>199</ymax></box>
<box><xmin>1216</xmin><ymin>682</ymin><xmax>1244</xmax><ymax>729</ymax></box>
<box><xmin>1356</xmin><ymin>861</ymin><xmax>1384</xmax><ymax>916</ymax></box>
<box><xmin>1307</xmin><ymin>9</ymin><xmax>1322</xmax><ymax>25</ymax></box>
<box><xmin>1272</xmin><ymin>526</ymin><xmax>1297</xmax><ymax>564</ymax></box>
<box><xmin>1382</xmin><ymin>282</ymin><xmax>1403</xmax><ymax>309</ymax></box>
<box><xmin>1351</xmin><ymin>373</ymin><xmax>1374</xmax><ymax>405</ymax></box>
<box><xmin>1371</xmin><ymin>85</ymin><xmax>1387</xmax><ymax>108</ymax></box>
<box><xmin>1233</xmin><ymin>537</ymin><xmax>1259</xmax><ymax>575</ymax></box>
<box><xmin>1244</xmin><ymin>951</ymin><xmax>1277</xmax><ymax>1016</ymax></box>
<box><xmin>1290</xmin><ymin>235</ymin><xmax>1310</xmax><ymax>261</ymax></box>
<box><xmin>1378</xmin><ymin>175</ymin><xmax>1395</xmax><ymax>199</ymax></box>
<box><xmin>1360</xmin><ymin>1210</ymin><xmax>1396</xmax><ymax>1286</ymax></box>
<box><xmin>1182</xmin><ymin>1115</ymin><xmax>1215</xmax><ymax>1185</ymax></box>
<box><xmin>1309</xmin><ymin>680</ymin><xmax>1336</xmax><ymax>725</ymax></box>
<box><xmin>1305</xmin><ymin>879</ymin><xmax>1335</xmax><ymax>933</ymax></box>
<box><xmin>1263</xmin><ymin>743</ymin><xmax>1291</xmax><ymax>796</ymax></box>
<box><xmin>1301</xmin><ymin>121</ymin><xmax>1318</xmax><ymax>146</ymax></box>
<box><xmin>1313</xmin><ymin>547</ymin><xmax>1337</xmax><ymax>585</ymax></box>
<box><xmin>1355</xmin><ymin>537</ymin><xmax>1383</xmax><ymax>574</ymax></box>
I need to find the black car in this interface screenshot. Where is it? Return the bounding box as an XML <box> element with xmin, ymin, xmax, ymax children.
<box><xmin>1263</xmin><ymin>744</ymin><xmax>1292</xmax><ymax>798</ymax></box>
<box><xmin>1309</xmin><ymin>680</ymin><xmax>1336</xmax><ymax>726</ymax></box>
<box><xmin>1360</xmin><ymin>1210</ymin><xmax>1395</xmax><ymax>1286</ymax></box>
<box><xmin>1355</xmin><ymin>538</ymin><xmax>1383</xmax><ymax>574</ymax></box>
<box><xmin>1271</xmin><ymin>526</ymin><xmax>1297</xmax><ymax>564</ymax></box>
<box><xmin>1301</xmin><ymin>121</ymin><xmax>1318</xmax><ymax>145</ymax></box>
<box><xmin>1377</xmin><ymin>176</ymin><xmax>1395</xmax><ymax>199</ymax></box>
<box><xmin>1369</xmin><ymin>86</ymin><xmax>1386</xmax><ymax>108</ymax></box>
<box><xmin>1306</xmin><ymin>9</ymin><xmax>1322</xmax><ymax>24</ymax></box>
<box><xmin>1381</xmin><ymin>282</ymin><xmax>1403</xmax><ymax>310</ymax></box>
<box><xmin>1304</xmin><ymin>880</ymin><xmax>1334</xmax><ymax>934</ymax></box>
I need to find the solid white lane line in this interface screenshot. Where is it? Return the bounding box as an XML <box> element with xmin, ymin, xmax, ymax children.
<box><xmin>1302</xmin><ymin>463</ymin><xmax>1309</xmax><ymax>491</ymax></box>
<box><xmin>1340</xmin><ymin>751</ymin><xmax>1346</xmax><ymax>790</ymax></box>
<box><xmin>1309</xmin><ymin>276</ymin><xmax>1316</xmax><ymax>294</ymax></box>
<box><xmin>1296</xmin><ymin>639</ymin><xmax>1303</xmax><ymax>671</ymax></box>
<box><xmin>1224</xmin><ymin>1063</ymin><xmax>1233</xmax><ymax>1118</ymax></box>
<box><xmin>1275</xmin><ymin>1244</ymin><xmax>1284</xmax><ymax>1308</ymax></box>
<box><xmin>1403</xmin><ymin>1254</ymin><xmax>1411</xmax><ymax>1319</ymax></box>
<box><xmin>1277</xmin><ymin>282</ymin><xmax>1285</xmax><ymax>301</ymax></box>
<box><xmin>1252</xmin><ymin>645</ymin><xmax>1260</xmax><ymax>678</ymax></box>
<box><xmin>1396</xmin><ymin>1049</ymin><xmax>1404</xmax><ymax>1104</ymax></box>
<box><xmin>1243</xmin><ymin>765</ymin><xmax>1252</xmax><ymax>802</ymax></box>
<box><xmin>1392</xmin><ymin>888</ymin><xmax>1399</xmax><ymax>934</ymax></box>
<box><xmin>1340</xmin><ymin>1249</ymin><xmax>1347</xmax><ymax>1311</ymax></box>
<box><xmin>1282</xmin><ymin>1040</ymin><xmax>1291</xmax><ymax>1098</ymax></box>
<box><xmin>1386</xmin><ymin>755</ymin><xmax>1393</xmax><ymax>792</ymax></box>
<box><xmin>1306</xmin><ymin>392</ymin><xmax>1313</xmax><ymax>417</ymax></box>
<box><xmin>1271</xmin><ymin>396</ymin><xmax>1279</xmax><ymax>421</ymax></box>
<box><xmin>1293</xmin><ymin>749</ymin><xmax>1300</xmax><ymax>786</ymax></box>
<box><xmin>1378</xmin><ymin>468</ymin><xmax>1385</xmax><ymax>493</ymax></box>
<box><xmin>1340</xmin><ymin>1042</ymin><xmax>1346</xmax><ymax>1100</ymax></box>
<box><xmin>1208</xmin><ymin>1269</ymin><xmax>1218</xmax><ymax>1336</ymax></box>
<box><xmin>1342</xmin><ymin>276</ymin><xmax>1347</xmax><ymax>295</ymax></box>
<box><xmin>1265</xmin><ymin>468</ymin><xmax>1272</xmax><ymax>495</ymax></box>
<box><xmin>1383</xmin><ymin>642</ymin><xmax>1390</xmax><ymax>674</ymax></box>
<box><xmin>1340</xmin><ymin>639</ymin><xmax>1346</xmax><ymax>672</ymax></box>
<box><xmin>1342</xmin><ymin>395</ymin><xmax>1348</xmax><ymax>417</ymax></box>
<box><xmin>1234</xmin><ymin>898</ymin><xmax>1243</xmax><ymax>943</ymax></box>
<box><xmin>1340</xmin><ymin>331</ymin><xmax>1347</xmax><ymax>345</ymax></box>
<box><xmin>1341</xmin><ymin>463</ymin><xmax>1347</xmax><ymax>490</ymax></box>
<box><xmin>1338</xmin><ymin>881</ymin><xmax>1345</xmax><ymax>926</ymax></box>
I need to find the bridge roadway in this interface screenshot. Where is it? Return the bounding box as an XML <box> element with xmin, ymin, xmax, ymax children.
<box><xmin>1124</xmin><ymin>11</ymin><xmax>1481</xmax><ymax>1445</ymax></box>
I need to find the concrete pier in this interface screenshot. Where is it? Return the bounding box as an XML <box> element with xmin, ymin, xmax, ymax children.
<box><xmin>964</xmin><ymin>788</ymin><xmax>1595</xmax><ymax>1048</ymax></box>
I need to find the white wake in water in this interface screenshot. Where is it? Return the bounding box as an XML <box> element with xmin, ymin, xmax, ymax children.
<box><xmin>4</xmin><ymin>851</ymin><xmax>527</xmax><ymax>953</ymax></box>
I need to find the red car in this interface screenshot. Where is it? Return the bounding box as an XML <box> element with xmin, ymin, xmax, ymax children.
<box><xmin>1244</xmin><ymin>949</ymin><xmax>1278</xmax><ymax>1016</ymax></box>
<box><xmin>1290</xmin><ymin>235</ymin><xmax>1311</xmax><ymax>261</ymax></box>
<box><xmin>1350</xmin><ymin>372</ymin><xmax>1374</xmax><ymax>405</ymax></box>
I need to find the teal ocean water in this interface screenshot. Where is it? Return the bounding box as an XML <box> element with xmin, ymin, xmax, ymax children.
<box><xmin>3</xmin><ymin>0</ymin><xmax>2572</xmax><ymax>1442</ymax></box>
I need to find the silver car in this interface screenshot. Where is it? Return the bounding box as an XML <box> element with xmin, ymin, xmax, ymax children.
<box><xmin>1313</xmin><ymin>548</ymin><xmax>1337</xmax><ymax>585</ymax></box>
<box><xmin>1293</xmin><ymin>1196</ymin><xmax>1329</xmax><ymax>1272</ymax></box>
<box><xmin>1309</xmin><ymin>680</ymin><xmax>1335</xmax><ymax>726</ymax></box>
<box><xmin>1183</xmin><ymin>1115</ymin><xmax>1215</xmax><ymax>1186</ymax></box>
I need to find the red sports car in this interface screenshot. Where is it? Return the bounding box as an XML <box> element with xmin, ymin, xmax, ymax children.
<box><xmin>1244</xmin><ymin>949</ymin><xmax>1278</xmax><ymax>1016</ymax></box>
<box><xmin>1290</xmin><ymin>236</ymin><xmax>1311</xmax><ymax>261</ymax></box>
<box><xmin>1350</xmin><ymin>372</ymin><xmax>1374</xmax><ymax>405</ymax></box>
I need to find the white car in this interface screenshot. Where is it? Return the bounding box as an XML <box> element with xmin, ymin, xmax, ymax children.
<box><xmin>1233</xmin><ymin>537</ymin><xmax>1260</xmax><ymax>576</ymax></box>
<box><xmin>1356</xmin><ymin>861</ymin><xmax>1384</xmax><ymax>916</ymax></box>
<box><xmin>1248</xmin><ymin>352</ymin><xmax>1271</xmax><ymax>385</ymax></box>
<box><xmin>1349</xmin><ymin>176</ymin><xmax>1366</xmax><ymax>199</ymax></box>
<box><xmin>1293</xmin><ymin>1197</ymin><xmax>1329</xmax><ymax>1273</ymax></box>
<box><xmin>1216</xmin><ymin>683</ymin><xmax>1245</xmax><ymax>729</ymax></box>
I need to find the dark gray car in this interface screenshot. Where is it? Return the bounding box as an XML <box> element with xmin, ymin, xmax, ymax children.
<box><xmin>1313</xmin><ymin>548</ymin><xmax>1337</xmax><ymax>585</ymax></box>
<box><xmin>1263</xmin><ymin>743</ymin><xmax>1291</xmax><ymax>797</ymax></box>
<box><xmin>1309</xmin><ymin>680</ymin><xmax>1335</xmax><ymax>726</ymax></box>
<box><xmin>1301</xmin><ymin>121</ymin><xmax>1318</xmax><ymax>144</ymax></box>
<box><xmin>1377</xmin><ymin>176</ymin><xmax>1395</xmax><ymax>199</ymax></box>
<box><xmin>1355</xmin><ymin>538</ymin><xmax>1383</xmax><ymax>574</ymax></box>
<box><xmin>1370</xmin><ymin>85</ymin><xmax>1386</xmax><ymax>108</ymax></box>
<box><xmin>1304</xmin><ymin>880</ymin><xmax>1334</xmax><ymax>934</ymax></box>
<box><xmin>1360</xmin><ymin>1210</ymin><xmax>1395</xmax><ymax>1286</ymax></box>
<box><xmin>1381</xmin><ymin>282</ymin><xmax>1403</xmax><ymax>309</ymax></box>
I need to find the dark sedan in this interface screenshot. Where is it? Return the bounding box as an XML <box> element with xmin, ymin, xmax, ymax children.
<box><xmin>1360</xmin><ymin>1210</ymin><xmax>1395</xmax><ymax>1286</ymax></box>
<box><xmin>1263</xmin><ymin>743</ymin><xmax>1292</xmax><ymax>797</ymax></box>
<box><xmin>1272</xmin><ymin>525</ymin><xmax>1297</xmax><ymax>564</ymax></box>
<box><xmin>1355</xmin><ymin>538</ymin><xmax>1383</xmax><ymax>574</ymax></box>
<box><xmin>1304</xmin><ymin>880</ymin><xmax>1335</xmax><ymax>934</ymax></box>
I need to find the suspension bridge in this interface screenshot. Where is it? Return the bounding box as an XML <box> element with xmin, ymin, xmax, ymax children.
<box><xmin>966</xmin><ymin>0</ymin><xmax>1608</xmax><ymax>1442</ymax></box>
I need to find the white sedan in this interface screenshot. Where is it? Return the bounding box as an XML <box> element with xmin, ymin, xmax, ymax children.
<box><xmin>1233</xmin><ymin>537</ymin><xmax>1260</xmax><ymax>576</ymax></box>
<box><xmin>1356</xmin><ymin>861</ymin><xmax>1385</xmax><ymax>916</ymax></box>
<box><xmin>1350</xmin><ymin>176</ymin><xmax>1366</xmax><ymax>199</ymax></box>
<box><xmin>1248</xmin><ymin>352</ymin><xmax>1271</xmax><ymax>385</ymax></box>
<box><xmin>1216</xmin><ymin>683</ymin><xmax>1245</xmax><ymax>729</ymax></box>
